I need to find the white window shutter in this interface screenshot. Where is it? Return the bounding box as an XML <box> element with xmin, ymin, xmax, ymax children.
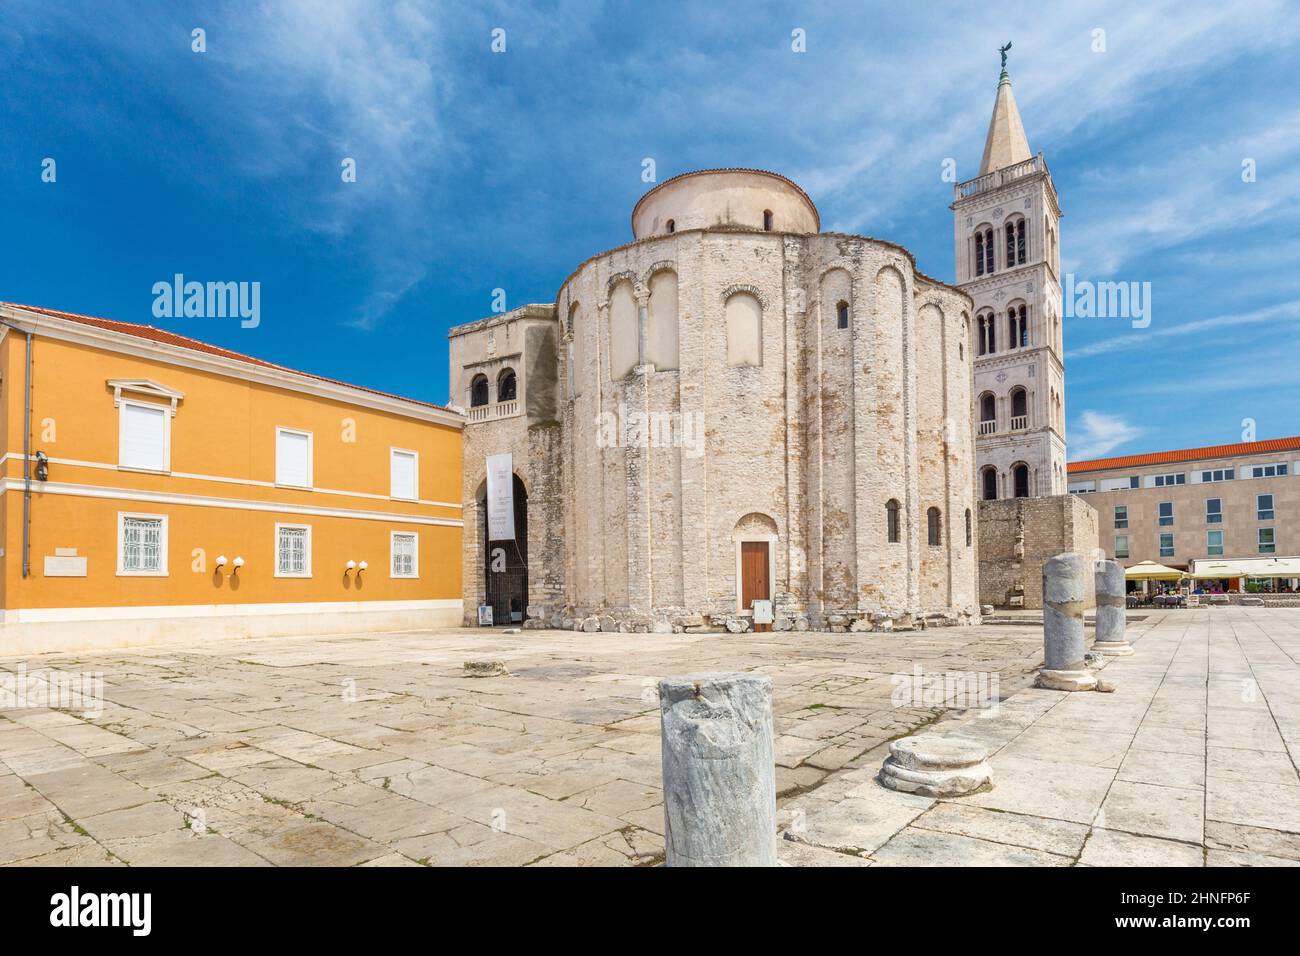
<box><xmin>277</xmin><ymin>431</ymin><xmax>311</xmax><ymax>487</ymax></box>
<box><xmin>120</xmin><ymin>404</ymin><xmax>167</xmax><ymax>470</ymax></box>
<box><xmin>391</xmin><ymin>451</ymin><xmax>416</xmax><ymax>499</ymax></box>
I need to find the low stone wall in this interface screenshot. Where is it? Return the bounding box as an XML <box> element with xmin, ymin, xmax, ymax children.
<box><xmin>977</xmin><ymin>495</ymin><xmax>1099</xmax><ymax>611</ymax></box>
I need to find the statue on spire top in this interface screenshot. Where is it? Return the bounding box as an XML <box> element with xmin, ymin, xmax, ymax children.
<box><xmin>999</xmin><ymin>41</ymin><xmax>1012</xmax><ymax>71</ymax></box>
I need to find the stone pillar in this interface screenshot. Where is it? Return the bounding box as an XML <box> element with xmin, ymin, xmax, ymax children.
<box><xmin>659</xmin><ymin>673</ymin><xmax>776</xmax><ymax>867</ymax></box>
<box><xmin>1037</xmin><ymin>552</ymin><xmax>1097</xmax><ymax>691</ymax></box>
<box><xmin>1093</xmin><ymin>558</ymin><xmax>1134</xmax><ymax>656</ymax></box>
<box><xmin>634</xmin><ymin>281</ymin><xmax>650</xmax><ymax>369</ymax></box>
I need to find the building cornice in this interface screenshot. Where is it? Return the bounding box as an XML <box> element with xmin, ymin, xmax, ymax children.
<box><xmin>0</xmin><ymin>305</ymin><xmax>465</xmax><ymax>428</ymax></box>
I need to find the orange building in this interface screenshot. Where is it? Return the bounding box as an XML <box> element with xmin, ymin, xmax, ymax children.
<box><xmin>0</xmin><ymin>303</ymin><xmax>464</xmax><ymax>654</ymax></box>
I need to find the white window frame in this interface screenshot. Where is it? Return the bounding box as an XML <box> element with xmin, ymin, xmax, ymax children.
<box><xmin>390</xmin><ymin>447</ymin><xmax>419</xmax><ymax>501</ymax></box>
<box><xmin>1207</xmin><ymin>530</ymin><xmax>1224</xmax><ymax>557</ymax></box>
<box><xmin>274</xmin><ymin>522</ymin><xmax>313</xmax><ymax>578</ymax></box>
<box><xmin>1206</xmin><ymin>498</ymin><xmax>1222</xmax><ymax>524</ymax></box>
<box><xmin>275</xmin><ymin>427</ymin><xmax>314</xmax><ymax>489</ymax></box>
<box><xmin>1257</xmin><ymin>494</ymin><xmax>1275</xmax><ymax>521</ymax></box>
<box><xmin>1114</xmin><ymin>535</ymin><xmax>1129</xmax><ymax>560</ymax></box>
<box><xmin>390</xmin><ymin>531</ymin><xmax>419</xmax><ymax>579</ymax></box>
<box><xmin>118</xmin><ymin>398</ymin><xmax>172</xmax><ymax>473</ymax></box>
<box><xmin>1114</xmin><ymin>505</ymin><xmax>1128</xmax><ymax>529</ymax></box>
<box><xmin>1158</xmin><ymin>501</ymin><xmax>1174</xmax><ymax>527</ymax></box>
<box><xmin>116</xmin><ymin>511</ymin><xmax>169</xmax><ymax>576</ymax></box>
<box><xmin>1258</xmin><ymin>528</ymin><xmax>1276</xmax><ymax>554</ymax></box>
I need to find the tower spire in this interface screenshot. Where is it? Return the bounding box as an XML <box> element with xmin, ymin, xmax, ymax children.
<box><xmin>979</xmin><ymin>43</ymin><xmax>1032</xmax><ymax>176</ymax></box>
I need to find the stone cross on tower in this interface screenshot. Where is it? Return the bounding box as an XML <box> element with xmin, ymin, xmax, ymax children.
<box><xmin>951</xmin><ymin>54</ymin><xmax>1066</xmax><ymax>502</ymax></box>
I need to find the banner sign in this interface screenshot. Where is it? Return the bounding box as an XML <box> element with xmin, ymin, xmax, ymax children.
<box><xmin>486</xmin><ymin>453</ymin><xmax>515</xmax><ymax>541</ymax></box>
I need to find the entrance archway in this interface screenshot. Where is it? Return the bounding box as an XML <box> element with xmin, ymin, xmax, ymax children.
<box><xmin>480</xmin><ymin>474</ymin><xmax>528</xmax><ymax>625</ymax></box>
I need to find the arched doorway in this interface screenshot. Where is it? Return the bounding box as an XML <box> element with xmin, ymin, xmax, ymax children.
<box><xmin>480</xmin><ymin>474</ymin><xmax>528</xmax><ymax>625</ymax></box>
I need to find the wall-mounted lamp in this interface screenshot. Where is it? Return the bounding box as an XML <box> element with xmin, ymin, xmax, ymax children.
<box><xmin>216</xmin><ymin>555</ymin><xmax>228</xmax><ymax>568</ymax></box>
<box><xmin>34</xmin><ymin>451</ymin><xmax>49</xmax><ymax>482</ymax></box>
<box><xmin>357</xmin><ymin>560</ymin><xmax>368</xmax><ymax>573</ymax></box>
<box><xmin>232</xmin><ymin>556</ymin><xmax>244</xmax><ymax>574</ymax></box>
<box><xmin>345</xmin><ymin>559</ymin><xmax>357</xmax><ymax>572</ymax></box>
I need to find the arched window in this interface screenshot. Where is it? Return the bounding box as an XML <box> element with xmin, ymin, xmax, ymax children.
<box><xmin>763</xmin><ymin>209</ymin><xmax>774</xmax><ymax>232</ymax></box>
<box><xmin>666</xmin><ymin>219</ymin><xmax>675</xmax><ymax>234</ymax></box>
<box><xmin>975</xmin><ymin>231</ymin><xmax>985</xmax><ymax>277</ymax></box>
<box><xmin>836</xmin><ymin>300</ymin><xmax>849</xmax><ymax>330</ymax></box>
<box><xmin>927</xmin><ymin>507</ymin><xmax>941</xmax><ymax>546</ymax></box>
<box><xmin>1007</xmin><ymin>304</ymin><xmax>1028</xmax><ymax>348</ymax></box>
<box><xmin>965</xmin><ymin>508</ymin><xmax>972</xmax><ymax>547</ymax></box>
<box><xmin>497</xmin><ymin>368</ymin><xmax>516</xmax><ymax>402</ymax></box>
<box><xmin>1010</xmin><ymin>387</ymin><xmax>1027</xmax><ymax>424</ymax></box>
<box><xmin>982</xmin><ymin>466</ymin><xmax>998</xmax><ymax>501</ymax></box>
<box><xmin>886</xmin><ymin>499</ymin><xmax>900</xmax><ymax>543</ymax></box>
<box><xmin>983</xmin><ymin>228</ymin><xmax>994</xmax><ymax>274</ymax></box>
<box><xmin>979</xmin><ymin>392</ymin><xmax>996</xmax><ymax>428</ymax></box>
<box><xmin>978</xmin><ymin>311</ymin><xmax>997</xmax><ymax>355</ymax></box>
<box><xmin>1013</xmin><ymin>463</ymin><xmax>1030</xmax><ymax>499</ymax></box>
<box><xmin>1005</xmin><ymin>217</ymin><xmax>1027</xmax><ymax>266</ymax></box>
<box><xmin>470</xmin><ymin>374</ymin><xmax>489</xmax><ymax>408</ymax></box>
<box><xmin>725</xmin><ymin>291</ymin><xmax>763</xmax><ymax>367</ymax></box>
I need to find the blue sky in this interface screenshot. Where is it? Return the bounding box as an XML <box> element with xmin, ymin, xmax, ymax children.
<box><xmin>3</xmin><ymin>0</ymin><xmax>1298</xmax><ymax>461</ymax></box>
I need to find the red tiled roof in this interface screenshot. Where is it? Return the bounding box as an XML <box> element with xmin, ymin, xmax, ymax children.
<box><xmin>1069</xmin><ymin>436</ymin><xmax>1300</xmax><ymax>474</ymax></box>
<box><xmin>3</xmin><ymin>303</ymin><xmax>454</xmax><ymax>414</ymax></box>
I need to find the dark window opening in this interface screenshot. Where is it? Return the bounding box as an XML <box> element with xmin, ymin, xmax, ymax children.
<box><xmin>1013</xmin><ymin>464</ymin><xmax>1030</xmax><ymax>499</ymax></box>
<box><xmin>497</xmin><ymin>369</ymin><xmax>517</xmax><ymax>402</ymax></box>
<box><xmin>886</xmin><ymin>499</ymin><xmax>901</xmax><ymax>543</ymax></box>
<box><xmin>836</xmin><ymin>300</ymin><xmax>849</xmax><ymax>329</ymax></box>
<box><xmin>762</xmin><ymin>209</ymin><xmax>774</xmax><ymax>231</ymax></box>
<box><xmin>470</xmin><ymin>375</ymin><xmax>489</xmax><ymax>408</ymax></box>
<box><xmin>927</xmin><ymin>507</ymin><xmax>941</xmax><ymax>546</ymax></box>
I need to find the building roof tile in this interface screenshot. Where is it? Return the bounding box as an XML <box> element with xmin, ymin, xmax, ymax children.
<box><xmin>3</xmin><ymin>302</ymin><xmax>453</xmax><ymax>414</ymax></box>
<box><xmin>1069</xmin><ymin>436</ymin><xmax>1300</xmax><ymax>475</ymax></box>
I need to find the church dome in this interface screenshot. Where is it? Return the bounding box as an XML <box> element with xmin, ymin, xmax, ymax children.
<box><xmin>631</xmin><ymin>168</ymin><xmax>820</xmax><ymax>239</ymax></box>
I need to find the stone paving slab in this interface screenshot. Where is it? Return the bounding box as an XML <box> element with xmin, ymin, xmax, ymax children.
<box><xmin>786</xmin><ymin>607</ymin><xmax>1300</xmax><ymax>866</ymax></box>
<box><xmin>1</xmin><ymin>620</ymin><xmax>1046</xmax><ymax>866</ymax></box>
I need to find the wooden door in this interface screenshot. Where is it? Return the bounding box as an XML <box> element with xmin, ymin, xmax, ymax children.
<box><xmin>740</xmin><ymin>541</ymin><xmax>770</xmax><ymax>631</ymax></box>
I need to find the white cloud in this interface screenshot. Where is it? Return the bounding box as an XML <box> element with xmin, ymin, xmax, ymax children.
<box><xmin>1071</xmin><ymin>410</ymin><xmax>1144</xmax><ymax>460</ymax></box>
<box><xmin>1066</xmin><ymin>301</ymin><xmax>1300</xmax><ymax>360</ymax></box>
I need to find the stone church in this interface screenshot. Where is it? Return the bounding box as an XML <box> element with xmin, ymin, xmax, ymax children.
<box><xmin>449</xmin><ymin>61</ymin><xmax>1083</xmax><ymax>630</ymax></box>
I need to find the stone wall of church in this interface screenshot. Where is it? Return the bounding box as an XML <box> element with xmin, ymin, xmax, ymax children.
<box><xmin>977</xmin><ymin>494</ymin><xmax>1099</xmax><ymax>610</ymax></box>
<box><xmin>452</xmin><ymin>219</ymin><xmax>980</xmax><ymax>632</ymax></box>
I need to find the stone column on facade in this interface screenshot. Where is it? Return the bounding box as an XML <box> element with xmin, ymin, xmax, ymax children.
<box><xmin>634</xmin><ymin>280</ymin><xmax>650</xmax><ymax>369</ymax></box>
<box><xmin>624</xmin><ymin>368</ymin><xmax>653</xmax><ymax>622</ymax></box>
<box><xmin>1093</xmin><ymin>558</ymin><xmax>1134</xmax><ymax>656</ymax></box>
<box><xmin>1037</xmin><ymin>551</ymin><xmax>1097</xmax><ymax>691</ymax></box>
<box><xmin>659</xmin><ymin>673</ymin><xmax>776</xmax><ymax>867</ymax></box>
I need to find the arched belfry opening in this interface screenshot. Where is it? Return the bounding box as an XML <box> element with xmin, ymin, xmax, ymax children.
<box><xmin>479</xmin><ymin>474</ymin><xmax>528</xmax><ymax>625</ymax></box>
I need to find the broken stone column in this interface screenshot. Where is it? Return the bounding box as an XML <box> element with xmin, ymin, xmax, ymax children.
<box><xmin>659</xmin><ymin>673</ymin><xmax>776</xmax><ymax>866</ymax></box>
<box><xmin>879</xmin><ymin>735</ymin><xmax>992</xmax><ymax>797</ymax></box>
<box><xmin>1037</xmin><ymin>552</ymin><xmax>1097</xmax><ymax>691</ymax></box>
<box><xmin>1092</xmin><ymin>558</ymin><xmax>1134</xmax><ymax>656</ymax></box>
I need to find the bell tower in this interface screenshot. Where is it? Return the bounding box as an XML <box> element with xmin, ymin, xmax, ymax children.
<box><xmin>953</xmin><ymin>46</ymin><xmax>1066</xmax><ymax>502</ymax></box>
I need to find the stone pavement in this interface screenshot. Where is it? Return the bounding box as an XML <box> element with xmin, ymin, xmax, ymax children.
<box><xmin>0</xmin><ymin>622</ymin><xmax>1044</xmax><ymax>866</ymax></box>
<box><xmin>3</xmin><ymin>608</ymin><xmax>1296</xmax><ymax>866</ymax></box>
<box><xmin>785</xmin><ymin>607</ymin><xmax>1300</xmax><ymax>866</ymax></box>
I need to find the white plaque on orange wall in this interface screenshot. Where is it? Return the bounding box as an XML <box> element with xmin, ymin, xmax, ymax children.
<box><xmin>44</xmin><ymin>555</ymin><xmax>88</xmax><ymax>577</ymax></box>
<box><xmin>486</xmin><ymin>453</ymin><xmax>515</xmax><ymax>541</ymax></box>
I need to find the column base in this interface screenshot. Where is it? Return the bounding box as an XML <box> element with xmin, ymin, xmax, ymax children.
<box><xmin>1036</xmin><ymin>668</ymin><xmax>1098</xmax><ymax>691</ymax></box>
<box><xmin>1092</xmin><ymin>640</ymin><xmax>1135</xmax><ymax>657</ymax></box>
<box><xmin>878</xmin><ymin>735</ymin><xmax>993</xmax><ymax>797</ymax></box>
